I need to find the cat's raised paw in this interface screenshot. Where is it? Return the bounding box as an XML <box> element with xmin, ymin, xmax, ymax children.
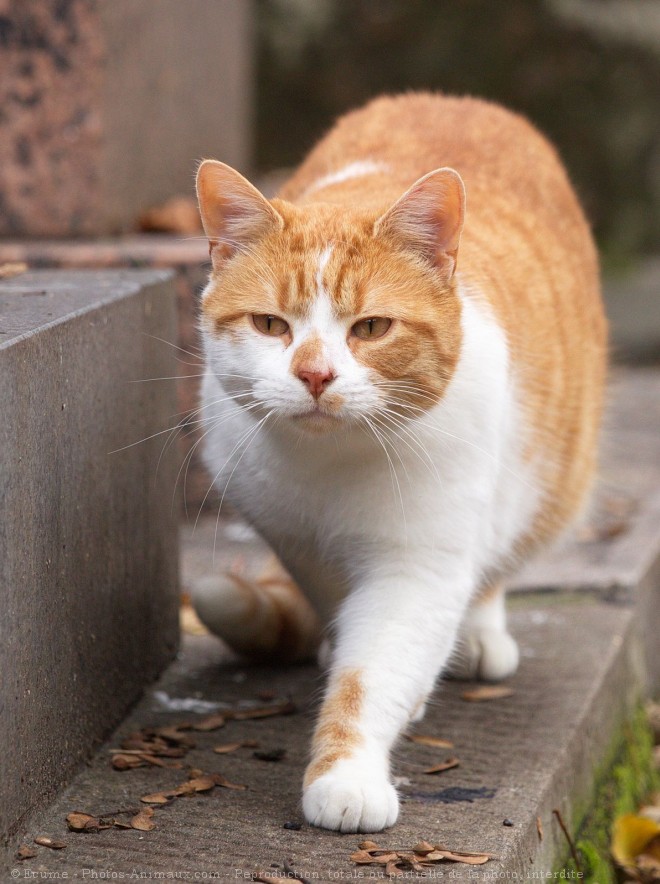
<box><xmin>302</xmin><ymin>765</ymin><xmax>399</xmax><ymax>833</ymax></box>
<box><xmin>449</xmin><ymin>628</ymin><xmax>519</xmax><ymax>682</ymax></box>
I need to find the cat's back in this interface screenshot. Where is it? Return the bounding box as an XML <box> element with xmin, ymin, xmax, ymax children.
<box><xmin>282</xmin><ymin>93</ymin><xmax>582</xmax><ymax>225</ymax></box>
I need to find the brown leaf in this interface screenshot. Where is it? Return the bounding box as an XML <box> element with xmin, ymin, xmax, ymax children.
<box><xmin>111</xmin><ymin>752</ymin><xmax>146</xmax><ymax>770</ymax></box>
<box><xmin>190</xmin><ymin>713</ymin><xmax>227</xmax><ymax>732</ymax></box>
<box><xmin>138</xmin><ymin>196</ymin><xmax>202</xmax><ymax>234</ymax></box>
<box><xmin>351</xmin><ymin>841</ymin><xmax>496</xmax><ymax>872</ymax></box>
<box><xmin>185</xmin><ymin>775</ymin><xmax>216</xmax><ymax>793</ymax></box>
<box><xmin>16</xmin><ymin>845</ymin><xmax>37</xmax><ymax>860</ymax></box>
<box><xmin>180</xmin><ymin>602</ymin><xmax>210</xmax><ymax>636</ymax></box>
<box><xmin>441</xmin><ymin>850</ymin><xmax>490</xmax><ymax>866</ymax></box>
<box><xmin>424</xmin><ymin>756</ymin><xmax>460</xmax><ymax>774</ymax></box>
<box><xmin>65</xmin><ymin>812</ymin><xmax>113</xmax><ymax>833</ymax></box>
<box><xmin>213</xmin><ymin>741</ymin><xmax>246</xmax><ymax>754</ymax></box>
<box><xmin>350</xmin><ymin>849</ymin><xmax>398</xmax><ymax>865</ymax></box>
<box><xmin>461</xmin><ymin>685</ymin><xmax>514</xmax><ymax>702</ymax></box>
<box><xmin>130</xmin><ymin>807</ymin><xmax>156</xmax><ymax>831</ymax></box>
<box><xmin>439</xmin><ymin>847</ymin><xmax>500</xmax><ymax>859</ymax></box>
<box><xmin>66</xmin><ymin>812</ymin><xmax>96</xmax><ymax>831</ymax></box>
<box><xmin>406</xmin><ymin>734</ymin><xmax>454</xmax><ymax>748</ymax></box>
<box><xmin>120</xmin><ymin>735</ymin><xmax>161</xmax><ymax>751</ymax></box>
<box><xmin>0</xmin><ymin>261</ymin><xmax>28</xmax><ymax>279</ymax></box>
<box><xmin>34</xmin><ymin>836</ymin><xmax>67</xmax><ymax>849</ymax></box>
<box><xmin>412</xmin><ymin>841</ymin><xmax>435</xmax><ymax>855</ymax></box>
<box><xmin>118</xmin><ymin>742</ymin><xmax>187</xmax><ymax>759</ymax></box>
<box><xmin>385</xmin><ymin>859</ymin><xmax>404</xmax><ymax>876</ymax></box>
<box><xmin>140</xmin><ymin>791</ymin><xmax>175</xmax><ymax>805</ymax></box>
<box><xmin>230</xmin><ymin>700</ymin><xmax>297</xmax><ymax>721</ymax></box>
<box><xmin>210</xmin><ymin>772</ymin><xmax>247</xmax><ymax>791</ymax></box>
<box><xmin>437</xmin><ymin>851</ymin><xmax>491</xmax><ymax>865</ymax></box>
<box><xmin>536</xmin><ymin>816</ymin><xmax>544</xmax><ymax>841</ymax></box>
<box><xmin>153</xmin><ymin>725</ymin><xmax>196</xmax><ymax>746</ymax></box>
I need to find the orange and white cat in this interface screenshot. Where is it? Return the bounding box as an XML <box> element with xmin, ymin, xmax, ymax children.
<box><xmin>192</xmin><ymin>93</ymin><xmax>607</xmax><ymax>832</ymax></box>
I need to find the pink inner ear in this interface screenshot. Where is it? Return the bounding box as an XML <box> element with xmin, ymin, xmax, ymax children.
<box><xmin>375</xmin><ymin>168</ymin><xmax>465</xmax><ymax>278</ymax></box>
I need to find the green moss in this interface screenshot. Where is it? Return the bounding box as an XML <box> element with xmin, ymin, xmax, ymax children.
<box><xmin>558</xmin><ymin>704</ymin><xmax>659</xmax><ymax>884</ymax></box>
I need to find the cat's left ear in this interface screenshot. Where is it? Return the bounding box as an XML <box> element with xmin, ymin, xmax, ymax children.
<box><xmin>374</xmin><ymin>168</ymin><xmax>465</xmax><ymax>280</ymax></box>
<box><xmin>196</xmin><ymin>159</ymin><xmax>283</xmax><ymax>269</ymax></box>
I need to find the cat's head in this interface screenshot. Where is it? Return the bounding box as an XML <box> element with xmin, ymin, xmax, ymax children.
<box><xmin>196</xmin><ymin>160</ymin><xmax>465</xmax><ymax>434</ymax></box>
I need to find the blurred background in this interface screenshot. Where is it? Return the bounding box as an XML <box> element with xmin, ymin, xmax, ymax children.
<box><xmin>1</xmin><ymin>0</ymin><xmax>658</xmax><ymax>507</ymax></box>
<box><xmin>257</xmin><ymin>0</ymin><xmax>660</xmax><ymax>270</ymax></box>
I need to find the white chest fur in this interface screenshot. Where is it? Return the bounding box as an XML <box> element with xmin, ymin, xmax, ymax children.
<box><xmin>200</xmin><ymin>285</ymin><xmax>542</xmax><ymax>616</ymax></box>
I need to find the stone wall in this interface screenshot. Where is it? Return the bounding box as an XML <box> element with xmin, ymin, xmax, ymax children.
<box><xmin>0</xmin><ymin>0</ymin><xmax>254</xmax><ymax>236</ymax></box>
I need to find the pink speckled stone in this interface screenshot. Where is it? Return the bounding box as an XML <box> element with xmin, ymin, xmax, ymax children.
<box><xmin>0</xmin><ymin>0</ymin><xmax>253</xmax><ymax>236</ymax></box>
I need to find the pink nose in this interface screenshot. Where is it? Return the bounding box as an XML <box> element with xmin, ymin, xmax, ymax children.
<box><xmin>297</xmin><ymin>368</ymin><xmax>335</xmax><ymax>400</ymax></box>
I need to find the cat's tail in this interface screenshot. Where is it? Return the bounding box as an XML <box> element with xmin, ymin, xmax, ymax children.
<box><xmin>190</xmin><ymin>565</ymin><xmax>322</xmax><ymax>663</ymax></box>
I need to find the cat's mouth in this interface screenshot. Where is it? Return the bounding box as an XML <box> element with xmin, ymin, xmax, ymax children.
<box><xmin>291</xmin><ymin>405</ymin><xmax>344</xmax><ymax>432</ymax></box>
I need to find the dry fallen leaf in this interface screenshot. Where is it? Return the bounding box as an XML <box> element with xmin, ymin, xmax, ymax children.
<box><xmin>180</xmin><ymin>601</ymin><xmax>210</xmax><ymax>636</ymax></box>
<box><xmin>190</xmin><ymin>713</ymin><xmax>227</xmax><ymax>732</ymax></box>
<box><xmin>230</xmin><ymin>700</ymin><xmax>297</xmax><ymax>721</ymax></box>
<box><xmin>140</xmin><ymin>791</ymin><xmax>175</xmax><ymax>805</ymax></box>
<box><xmin>185</xmin><ymin>775</ymin><xmax>217</xmax><ymax>793</ymax></box>
<box><xmin>0</xmin><ymin>261</ymin><xmax>28</xmax><ymax>279</ymax></box>
<box><xmin>612</xmin><ymin>814</ymin><xmax>660</xmax><ymax>870</ymax></box>
<box><xmin>436</xmin><ymin>850</ymin><xmax>490</xmax><ymax>865</ymax></box>
<box><xmin>130</xmin><ymin>807</ymin><xmax>156</xmax><ymax>831</ymax></box>
<box><xmin>211</xmin><ymin>772</ymin><xmax>247</xmax><ymax>791</ymax></box>
<box><xmin>351</xmin><ymin>840</ymin><xmax>495</xmax><ymax>874</ymax></box>
<box><xmin>461</xmin><ymin>685</ymin><xmax>514</xmax><ymax>702</ymax></box>
<box><xmin>140</xmin><ymin>770</ymin><xmax>247</xmax><ymax>806</ymax></box>
<box><xmin>111</xmin><ymin>752</ymin><xmax>146</xmax><ymax>771</ymax></box>
<box><xmin>138</xmin><ymin>196</ymin><xmax>202</xmax><ymax>234</ymax></box>
<box><xmin>34</xmin><ymin>836</ymin><xmax>67</xmax><ymax>849</ymax></box>
<box><xmin>16</xmin><ymin>845</ymin><xmax>37</xmax><ymax>860</ymax></box>
<box><xmin>424</xmin><ymin>757</ymin><xmax>460</xmax><ymax>775</ymax></box>
<box><xmin>153</xmin><ymin>725</ymin><xmax>196</xmax><ymax>746</ymax></box>
<box><xmin>213</xmin><ymin>739</ymin><xmax>260</xmax><ymax>754</ymax></box>
<box><xmin>405</xmin><ymin>734</ymin><xmax>454</xmax><ymax>748</ymax></box>
<box><xmin>65</xmin><ymin>812</ymin><xmax>113</xmax><ymax>833</ymax></box>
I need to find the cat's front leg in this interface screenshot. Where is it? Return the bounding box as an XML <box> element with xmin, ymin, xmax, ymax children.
<box><xmin>302</xmin><ymin>558</ymin><xmax>473</xmax><ymax>832</ymax></box>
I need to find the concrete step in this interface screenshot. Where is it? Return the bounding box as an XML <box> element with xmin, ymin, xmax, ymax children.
<box><xmin>4</xmin><ymin>367</ymin><xmax>660</xmax><ymax>881</ymax></box>
<box><xmin>0</xmin><ymin>270</ymin><xmax>181</xmax><ymax>853</ymax></box>
<box><xmin>0</xmin><ymin>235</ymin><xmax>212</xmax><ymax>511</ymax></box>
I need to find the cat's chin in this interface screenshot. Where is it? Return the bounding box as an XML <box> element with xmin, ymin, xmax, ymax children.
<box><xmin>290</xmin><ymin>409</ymin><xmax>344</xmax><ymax>435</ymax></box>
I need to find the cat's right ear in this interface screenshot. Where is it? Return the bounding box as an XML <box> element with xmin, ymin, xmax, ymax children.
<box><xmin>196</xmin><ymin>160</ymin><xmax>283</xmax><ymax>270</ymax></box>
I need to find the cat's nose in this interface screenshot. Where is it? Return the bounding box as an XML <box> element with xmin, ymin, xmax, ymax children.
<box><xmin>297</xmin><ymin>368</ymin><xmax>335</xmax><ymax>400</ymax></box>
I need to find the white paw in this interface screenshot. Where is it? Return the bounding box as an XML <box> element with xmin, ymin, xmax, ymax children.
<box><xmin>303</xmin><ymin>762</ymin><xmax>399</xmax><ymax>832</ymax></box>
<box><xmin>449</xmin><ymin>629</ymin><xmax>519</xmax><ymax>681</ymax></box>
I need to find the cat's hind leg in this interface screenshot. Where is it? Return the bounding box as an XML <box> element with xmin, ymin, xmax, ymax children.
<box><xmin>448</xmin><ymin>581</ymin><xmax>519</xmax><ymax>682</ymax></box>
<box><xmin>190</xmin><ymin>556</ymin><xmax>321</xmax><ymax>663</ymax></box>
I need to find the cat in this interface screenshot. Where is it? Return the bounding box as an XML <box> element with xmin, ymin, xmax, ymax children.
<box><xmin>191</xmin><ymin>93</ymin><xmax>607</xmax><ymax>833</ymax></box>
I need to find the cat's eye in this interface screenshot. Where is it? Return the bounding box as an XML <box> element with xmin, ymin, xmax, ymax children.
<box><xmin>252</xmin><ymin>314</ymin><xmax>290</xmax><ymax>337</ymax></box>
<box><xmin>351</xmin><ymin>317</ymin><xmax>392</xmax><ymax>340</ymax></box>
